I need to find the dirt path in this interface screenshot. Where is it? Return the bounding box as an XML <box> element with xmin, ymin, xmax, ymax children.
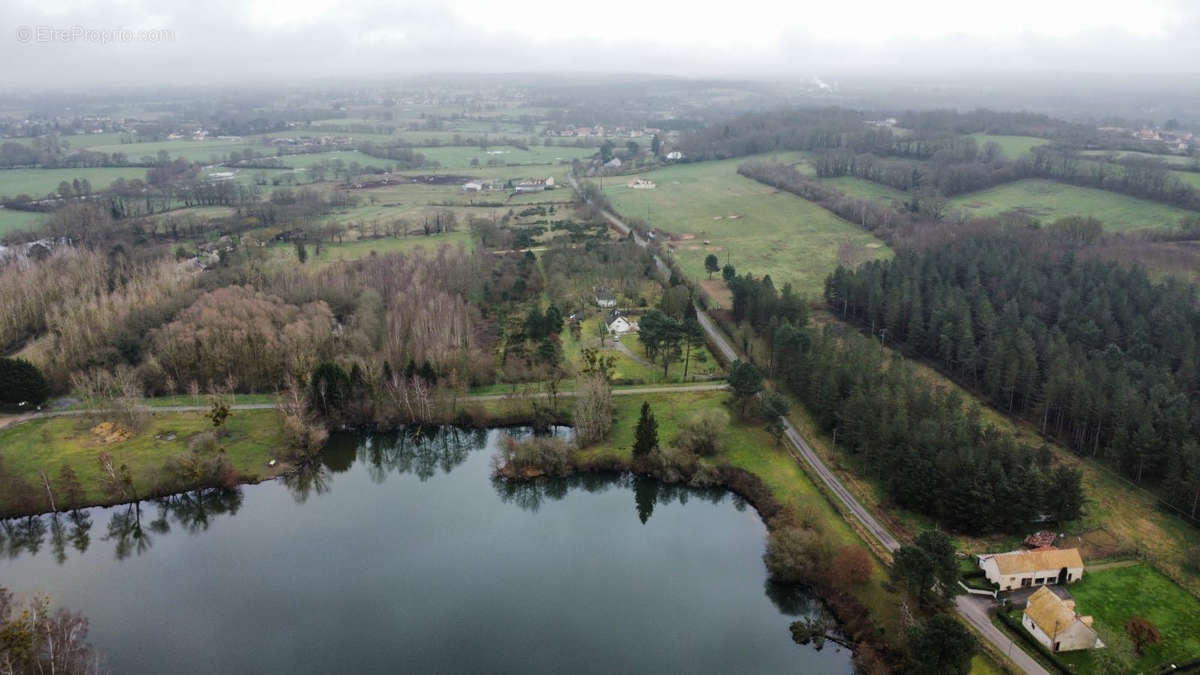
<box><xmin>611</xmin><ymin>339</ymin><xmax>652</xmax><ymax>366</ymax></box>
<box><xmin>0</xmin><ymin>384</ymin><xmax>730</xmax><ymax>431</ymax></box>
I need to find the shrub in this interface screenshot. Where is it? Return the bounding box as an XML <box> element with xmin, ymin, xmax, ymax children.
<box><xmin>0</xmin><ymin>357</ymin><xmax>50</xmax><ymax>407</ymax></box>
<box><xmin>674</xmin><ymin>408</ymin><xmax>729</xmax><ymax>457</ymax></box>
<box><xmin>494</xmin><ymin>434</ymin><xmax>575</xmax><ymax>477</ymax></box>
<box><xmin>763</xmin><ymin>526</ymin><xmax>828</xmax><ymax>585</ymax></box>
<box><xmin>830</xmin><ymin>546</ymin><xmax>874</xmax><ymax>586</ymax></box>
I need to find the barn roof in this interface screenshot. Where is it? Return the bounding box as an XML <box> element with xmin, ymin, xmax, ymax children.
<box><xmin>984</xmin><ymin>548</ymin><xmax>1084</xmax><ymax>575</ymax></box>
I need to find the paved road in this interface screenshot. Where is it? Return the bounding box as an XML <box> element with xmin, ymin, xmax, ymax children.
<box><xmin>957</xmin><ymin>595</ymin><xmax>1050</xmax><ymax>675</ymax></box>
<box><xmin>570</xmin><ymin>175</ymin><xmax>1048</xmax><ymax>675</ymax></box>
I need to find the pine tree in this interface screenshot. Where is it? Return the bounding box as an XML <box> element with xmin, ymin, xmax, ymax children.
<box><xmin>633</xmin><ymin>401</ymin><xmax>658</xmax><ymax>456</ymax></box>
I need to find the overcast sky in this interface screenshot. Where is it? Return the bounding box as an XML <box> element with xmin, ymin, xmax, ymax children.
<box><xmin>3</xmin><ymin>0</ymin><xmax>1200</xmax><ymax>88</ymax></box>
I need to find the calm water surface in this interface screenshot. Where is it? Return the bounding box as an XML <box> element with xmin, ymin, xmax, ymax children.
<box><xmin>0</xmin><ymin>428</ymin><xmax>852</xmax><ymax>674</ymax></box>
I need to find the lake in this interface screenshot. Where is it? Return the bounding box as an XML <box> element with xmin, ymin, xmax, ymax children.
<box><xmin>0</xmin><ymin>427</ymin><xmax>852</xmax><ymax>674</ymax></box>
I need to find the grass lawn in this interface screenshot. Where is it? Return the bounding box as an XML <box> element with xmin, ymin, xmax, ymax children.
<box><xmin>0</xmin><ymin>166</ymin><xmax>148</xmax><ymax>200</ymax></box>
<box><xmin>603</xmin><ymin>156</ymin><xmax>892</xmax><ymax>299</ymax></box>
<box><xmin>0</xmin><ymin>207</ymin><xmax>46</xmax><ymax>236</ymax></box>
<box><xmin>949</xmin><ymin>179</ymin><xmax>1194</xmax><ymax>232</ymax></box>
<box><xmin>1056</xmin><ymin>564</ymin><xmax>1200</xmax><ymax>673</ymax></box>
<box><xmin>562</xmin><ymin>316</ymin><xmax>724</xmax><ymax>385</ymax></box>
<box><xmin>969</xmin><ymin>654</ymin><xmax>1008</xmax><ymax>675</ymax></box>
<box><xmin>971</xmin><ymin>133</ymin><xmax>1051</xmax><ymax>158</ymax></box>
<box><xmin>0</xmin><ymin>409</ymin><xmax>284</xmax><ymax>515</ymax></box>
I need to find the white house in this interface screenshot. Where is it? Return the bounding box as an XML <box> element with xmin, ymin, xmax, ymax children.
<box><xmin>604</xmin><ymin>157</ymin><xmax>622</xmax><ymax>169</ymax></box>
<box><xmin>1022</xmin><ymin>587</ymin><xmax>1104</xmax><ymax>652</ymax></box>
<box><xmin>665</xmin><ymin>151</ymin><xmax>683</xmax><ymax>160</ymax></box>
<box><xmin>462</xmin><ymin>181</ymin><xmax>483</xmax><ymax>192</ymax></box>
<box><xmin>606</xmin><ymin>310</ymin><xmax>636</xmax><ymax>335</ymax></box>
<box><xmin>628</xmin><ymin>177</ymin><xmax>656</xmax><ymax>189</ymax></box>
<box><xmin>978</xmin><ymin>548</ymin><xmax>1085</xmax><ymax>591</ymax></box>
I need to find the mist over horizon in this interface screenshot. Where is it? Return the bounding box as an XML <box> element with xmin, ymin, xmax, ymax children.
<box><xmin>3</xmin><ymin>0</ymin><xmax>1200</xmax><ymax>110</ymax></box>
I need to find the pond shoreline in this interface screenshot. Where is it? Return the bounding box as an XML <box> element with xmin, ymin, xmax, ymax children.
<box><xmin>494</xmin><ymin>443</ymin><xmax>899</xmax><ymax>672</ymax></box>
<box><xmin>2</xmin><ymin>412</ymin><xmax>895</xmax><ymax>671</ymax></box>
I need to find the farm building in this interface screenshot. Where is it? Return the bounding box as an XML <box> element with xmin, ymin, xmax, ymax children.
<box><xmin>1021</xmin><ymin>587</ymin><xmax>1104</xmax><ymax>652</ymax></box>
<box><xmin>665</xmin><ymin>151</ymin><xmax>683</xmax><ymax>160</ymax></box>
<box><xmin>514</xmin><ymin>177</ymin><xmax>553</xmax><ymax>193</ymax></box>
<box><xmin>462</xmin><ymin>181</ymin><xmax>483</xmax><ymax>192</ymax></box>
<box><xmin>604</xmin><ymin>157</ymin><xmax>622</xmax><ymax>169</ymax></box>
<box><xmin>628</xmin><ymin>177</ymin><xmax>656</xmax><ymax>189</ymax></box>
<box><xmin>979</xmin><ymin>548</ymin><xmax>1084</xmax><ymax>591</ymax></box>
<box><xmin>606</xmin><ymin>310</ymin><xmax>636</xmax><ymax>335</ymax></box>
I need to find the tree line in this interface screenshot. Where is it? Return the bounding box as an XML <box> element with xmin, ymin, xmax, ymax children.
<box><xmin>825</xmin><ymin>227</ymin><xmax>1200</xmax><ymax>521</ymax></box>
<box><xmin>717</xmin><ymin>267</ymin><xmax>1085</xmax><ymax>534</ymax></box>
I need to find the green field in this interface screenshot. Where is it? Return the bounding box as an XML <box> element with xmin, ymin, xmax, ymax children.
<box><xmin>0</xmin><ymin>409</ymin><xmax>284</xmax><ymax>514</ymax></box>
<box><xmin>0</xmin><ymin>207</ymin><xmax>46</xmax><ymax>236</ymax></box>
<box><xmin>1051</xmin><ymin>564</ymin><xmax>1200</xmax><ymax>673</ymax></box>
<box><xmin>0</xmin><ymin>166</ymin><xmax>149</xmax><ymax>200</ymax></box>
<box><xmin>1173</xmin><ymin>170</ymin><xmax>1200</xmax><ymax>190</ymax></box>
<box><xmin>419</xmin><ymin>144</ymin><xmax>593</xmax><ymax>170</ymax></box>
<box><xmin>84</xmin><ymin>139</ymin><xmax>266</xmax><ymax>163</ymax></box>
<box><xmin>1080</xmin><ymin>150</ymin><xmax>1200</xmax><ymax>168</ymax></box>
<box><xmin>2</xmin><ymin>132</ymin><xmax>127</xmax><ymax>149</ymax></box>
<box><xmin>603</xmin><ymin>156</ymin><xmax>892</xmax><ymax>299</ymax></box>
<box><xmin>971</xmin><ymin>133</ymin><xmax>1051</xmax><ymax>158</ymax></box>
<box><xmin>949</xmin><ymin>179</ymin><xmax>1194</xmax><ymax>231</ymax></box>
<box><xmin>817</xmin><ymin>175</ymin><xmax>909</xmax><ymax>205</ymax></box>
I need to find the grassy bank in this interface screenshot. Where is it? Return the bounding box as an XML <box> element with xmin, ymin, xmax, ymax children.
<box><xmin>0</xmin><ymin>409</ymin><xmax>286</xmax><ymax>515</ymax></box>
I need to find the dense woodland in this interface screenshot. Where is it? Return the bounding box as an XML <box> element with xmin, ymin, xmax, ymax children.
<box><xmin>721</xmin><ymin>271</ymin><xmax>1086</xmax><ymax>534</ymax></box>
<box><xmin>825</xmin><ymin>227</ymin><xmax>1200</xmax><ymax>521</ymax></box>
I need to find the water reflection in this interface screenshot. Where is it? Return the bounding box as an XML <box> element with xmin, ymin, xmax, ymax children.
<box><xmin>491</xmin><ymin>469</ymin><xmax>732</xmax><ymax>522</ymax></box>
<box><xmin>6</xmin><ymin>427</ymin><xmax>746</xmax><ymax>564</ymax></box>
<box><xmin>0</xmin><ymin>426</ymin><xmax>850</xmax><ymax>673</ymax></box>
<box><xmin>0</xmin><ymin>426</ymin><xmax>496</xmax><ymax>562</ymax></box>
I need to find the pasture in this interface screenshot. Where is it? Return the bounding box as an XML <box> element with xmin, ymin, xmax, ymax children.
<box><xmin>84</xmin><ymin>139</ymin><xmax>265</xmax><ymax>163</ymax></box>
<box><xmin>970</xmin><ymin>133</ymin><xmax>1050</xmax><ymax>158</ymax></box>
<box><xmin>0</xmin><ymin>207</ymin><xmax>46</xmax><ymax>236</ymax></box>
<box><xmin>949</xmin><ymin>179</ymin><xmax>1194</xmax><ymax>232</ymax></box>
<box><xmin>0</xmin><ymin>166</ymin><xmax>148</xmax><ymax>199</ymax></box>
<box><xmin>1080</xmin><ymin>149</ymin><xmax>1200</xmax><ymax>168</ymax></box>
<box><xmin>420</xmin><ymin>144</ymin><xmax>594</xmax><ymax>170</ymax></box>
<box><xmin>816</xmin><ymin>175</ymin><xmax>909</xmax><ymax>205</ymax></box>
<box><xmin>602</xmin><ymin>156</ymin><xmax>892</xmax><ymax>299</ymax></box>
